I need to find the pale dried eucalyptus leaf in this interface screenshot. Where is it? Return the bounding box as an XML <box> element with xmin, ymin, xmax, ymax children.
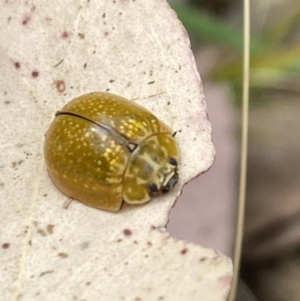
<box><xmin>0</xmin><ymin>1</ymin><xmax>232</xmax><ymax>300</ymax></box>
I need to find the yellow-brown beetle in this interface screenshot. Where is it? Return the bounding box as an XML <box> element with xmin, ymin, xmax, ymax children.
<box><xmin>44</xmin><ymin>92</ymin><xmax>179</xmax><ymax>212</ymax></box>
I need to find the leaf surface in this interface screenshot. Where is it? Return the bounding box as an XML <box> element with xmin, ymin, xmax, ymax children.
<box><xmin>0</xmin><ymin>1</ymin><xmax>232</xmax><ymax>300</ymax></box>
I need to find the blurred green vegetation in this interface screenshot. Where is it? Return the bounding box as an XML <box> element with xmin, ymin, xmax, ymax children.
<box><xmin>170</xmin><ymin>2</ymin><xmax>300</xmax><ymax>104</ymax></box>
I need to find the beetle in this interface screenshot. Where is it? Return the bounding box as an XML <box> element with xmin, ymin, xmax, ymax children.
<box><xmin>44</xmin><ymin>92</ymin><xmax>179</xmax><ymax>212</ymax></box>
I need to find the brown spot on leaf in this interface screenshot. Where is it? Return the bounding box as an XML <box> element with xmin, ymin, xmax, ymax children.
<box><xmin>37</xmin><ymin>229</ymin><xmax>46</xmax><ymax>236</ymax></box>
<box><xmin>181</xmin><ymin>248</ymin><xmax>188</xmax><ymax>255</ymax></box>
<box><xmin>86</xmin><ymin>282</ymin><xmax>91</xmax><ymax>286</ymax></box>
<box><xmin>14</xmin><ymin>62</ymin><xmax>20</xmax><ymax>69</ymax></box>
<box><xmin>58</xmin><ymin>252</ymin><xmax>68</xmax><ymax>258</ymax></box>
<box><xmin>55</xmin><ymin>80</ymin><xmax>65</xmax><ymax>93</ymax></box>
<box><xmin>78</xmin><ymin>32</ymin><xmax>85</xmax><ymax>39</ymax></box>
<box><xmin>200</xmin><ymin>257</ymin><xmax>207</xmax><ymax>262</ymax></box>
<box><xmin>2</xmin><ymin>243</ymin><xmax>10</xmax><ymax>249</ymax></box>
<box><xmin>147</xmin><ymin>241</ymin><xmax>152</xmax><ymax>247</ymax></box>
<box><xmin>32</xmin><ymin>71</ymin><xmax>39</xmax><ymax>78</ymax></box>
<box><xmin>123</xmin><ymin>229</ymin><xmax>132</xmax><ymax>236</ymax></box>
<box><xmin>61</xmin><ymin>31</ymin><xmax>70</xmax><ymax>39</ymax></box>
<box><xmin>22</xmin><ymin>16</ymin><xmax>31</xmax><ymax>25</ymax></box>
<box><xmin>109</xmin><ymin>79</ymin><xmax>115</xmax><ymax>83</ymax></box>
<box><xmin>47</xmin><ymin>224</ymin><xmax>54</xmax><ymax>234</ymax></box>
<box><xmin>148</xmin><ymin>81</ymin><xmax>155</xmax><ymax>85</ymax></box>
<box><xmin>102</xmin><ymin>13</ymin><xmax>106</xmax><ymax>18</ymax></box>
<box><xmin>83</xmin><ymin>63</ymin><xmax>87</xmax><ymax>68</ymax></box>
<box><xmin>11</xmin><ymin>160</ymin><xmax>23</xmax><ymax>169</ymax></box>
<box><xmin>117</xmin><ymin>238</ymin><xmax>123</xmax><ymax>243</ymax></box>
<box><xmin>39</xmin><ymin>270</ymin><xmax>54</xmax><ymax>277</ymax></box>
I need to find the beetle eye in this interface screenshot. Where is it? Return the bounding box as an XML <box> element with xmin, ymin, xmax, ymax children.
<box><xmin>149</xmin><ymin>183</ymin><xmax>158</xmax><ymax>193</ymax></box>
<box><xmin>163</xmin><ymin>173</ymin><xmax>179</xmax><ymax>194</ymax></box>
<box><xmin>168</xmin><ymin>158</ymin><xmax>177</xmax><ymax>166</ymax></box>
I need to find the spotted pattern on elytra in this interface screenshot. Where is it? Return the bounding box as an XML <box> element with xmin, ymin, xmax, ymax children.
<box><xmin>44</xmin><ymin>92</ymin><xmax>180</xmax><ymax>212</ymax></box>
<box><xmin>61</xmin><ymin>93</ymin><xmax>166</xmax><ymax>144</ymax></box>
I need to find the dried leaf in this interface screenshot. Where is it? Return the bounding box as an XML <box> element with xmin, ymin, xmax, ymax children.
<box><xmin>0</xmin><ymin>1</ymin><xmax>232</xmax><ymax>300</ymax></box>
